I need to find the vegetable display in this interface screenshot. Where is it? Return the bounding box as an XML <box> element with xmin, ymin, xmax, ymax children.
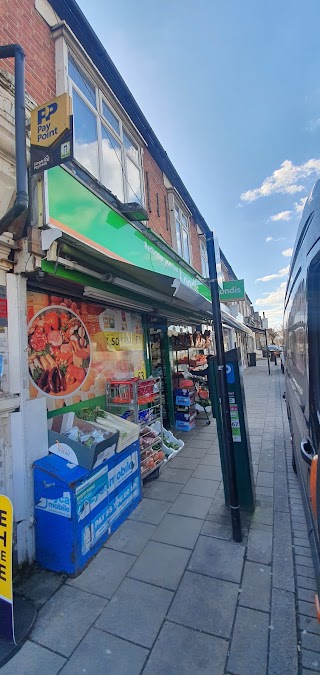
<box><xmin>28</xmin><ymin>306</ymin><xmax>91</xmax><ymax>397</ymax></box>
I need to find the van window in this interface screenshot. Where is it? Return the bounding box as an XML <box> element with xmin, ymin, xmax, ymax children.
<box><xmin>308</xmin><ymin>256</ymin><xmax>320</xmax><ymax>434</ymax></box>
<box><xmin>286</xmin><ymin>276</ymin><xmax>306</xmax><ymax>392</ymax></box>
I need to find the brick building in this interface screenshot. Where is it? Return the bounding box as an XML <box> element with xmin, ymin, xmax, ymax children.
<box><xmin>0</xmin><ymin>0</ymin><xmax>257</xmax><ymax>565</ymax></box>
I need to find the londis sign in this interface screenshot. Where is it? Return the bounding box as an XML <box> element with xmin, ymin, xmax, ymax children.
<box><xmin>0</xmin><ymin>495</ymin><xmax>15</xmax><ymax>643</ymax></box>
<box><xmin>30</xmin><ymin>93</ymin><xmax>73</xmax><ymax>174</ymax></box>
<box><xmin>219</xmin><ymin>279</ymin><xmax>245</xmax><ymax>302</ymax></box>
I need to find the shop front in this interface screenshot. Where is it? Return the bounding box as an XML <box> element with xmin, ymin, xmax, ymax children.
<box><xmin>20</xmin><ymin>164</ymin><xmax>217</xmax><ymax>569</ymax></box>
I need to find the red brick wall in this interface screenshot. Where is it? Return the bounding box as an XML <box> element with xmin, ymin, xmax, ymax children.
<box><xmin>143</xmin><ymin>149</ymin><xmax>172</xmax><ymax>247</ymax></box>
<box><xmin>190</xmin><ymin>217</ymin><xmax>202</xmax><ymax>274</ymax></box>
<box><xmin>0</xmin><ymin>0</ymin><xmax>56</xmax><ymax>104</ymax></box>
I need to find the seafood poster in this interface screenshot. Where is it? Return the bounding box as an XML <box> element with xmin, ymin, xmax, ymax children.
<box><xmin>27</xmin><ymin>292</ymin><xmax>146</xmax><ymax>411</ymax></box>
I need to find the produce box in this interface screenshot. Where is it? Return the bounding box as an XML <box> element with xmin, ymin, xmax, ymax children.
<box><xmin>174</xmin><ymin>386</ymin><xmax>195</xmax><ymax>397</ymax></box>
<box><xmin>48</xmin><ymin>413</ymin><xmax>119</xmax><ymax>470</ymax></box>
<box><xmin>150</xmin><ymin>422</ymin><xmax>184</xmax><ymax>457</ymax></box>
<box><xmin>175</xmin><ymin>411</ymin><xmax>196</xmax><ymax>423</ymax></box>
<box><xmin>95</xmin><ymin>412</ymin><xmax>139</xmax><ymax>452</ymax></box>
<box><xmin>175</xmin><ymin>420</ymin><xmax>195</xmax><ymax>432</ymax></box>
<box><xmin>174</xmin><ymin>395</ymin><xmax>195</xmax><ymax>407</ymax></box>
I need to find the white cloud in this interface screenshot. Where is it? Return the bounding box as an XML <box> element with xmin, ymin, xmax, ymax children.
<box><xmin>255</xmin><ymin>282</ymin><xmax>287</xmax><ymax>327</ymax></box>
<box><xmin>256</xmin><ymin>265</ymin><xmax>289</xmax><ymax>283</ymax></box>
<box><xmin>270</xmin><ymin>210</ymin><xmax>292</xmax><ymax>222</ymax></box>
<box><xmin>282</xmin><ymin>247</ymin><xmax>293</xmax><ymax>258</ymax></box>
<box><xmin>294</xmin><ymin>196</ymin><xmax>307</xmax><ymax>214</ymax></box>
<box><xmin>241</xmin><ymin>159</ymin><xmax>320</xmax><ymax>202</ymax></box>
<box><xmin>265</xmin><ymin>236</ymin><xmax>285</xmax><ymax>243</ymax></box>
<box><xmin>306</xmin><ymin>118</ymin><xmax>320</xmax><ymax>133</ymax></box>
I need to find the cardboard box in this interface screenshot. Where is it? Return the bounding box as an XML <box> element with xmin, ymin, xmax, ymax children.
<box><xmin>48</xmin><ymin>414</ymin><xmax>119</xmax><ymax>470</ymax></box>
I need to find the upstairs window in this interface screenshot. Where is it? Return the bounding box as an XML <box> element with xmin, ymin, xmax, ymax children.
<box><xmin>68</xmin><ymin>54</ymin><xmax>143</xmax><ymax>204</ymax></box>
<box><xmin>174</xmin><ymin>202</ymin><xmax>191</xmax><ymax>264</ymax></box>
<box><xmin>200</xmin><ymin>238</ymin><xmax>209</xmax><ymax>278</ymax></box>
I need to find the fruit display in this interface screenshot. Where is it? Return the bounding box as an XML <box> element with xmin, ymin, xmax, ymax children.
<box><xmin>28</xmin><ymin>306</ymin><xmax>91</xmax><ymax>397</ymax></box>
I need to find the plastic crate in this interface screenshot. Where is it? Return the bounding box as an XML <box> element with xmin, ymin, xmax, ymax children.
<box><xmin>175</xmin><ymin>420</ymin><xmax>196</xmax><ymax>432</ymax></box>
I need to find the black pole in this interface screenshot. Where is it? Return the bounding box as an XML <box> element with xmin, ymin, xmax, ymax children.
<box><xmin>206</xmin><ymin>230</ymin><xmax>242</xmax><ymax>542</ymax></box>
<box><xmin>0</xmin><ymin>44</ymin><xmax>28</xmax><ymax>236</ymax></box>
<box><xmin>265</xmin><ymin>330</ymin><xmax>270</xmax><ymax>375</ymax></box>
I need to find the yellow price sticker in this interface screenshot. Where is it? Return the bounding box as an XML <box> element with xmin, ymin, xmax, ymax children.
<box><xmin>0</xmin><ymin>495</ymin><xmax>13</xmax><ymax>603</ymax></box>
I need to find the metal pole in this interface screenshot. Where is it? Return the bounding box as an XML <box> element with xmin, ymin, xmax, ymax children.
<box><xmin>206</xmin><ymin>230</ymin><xmax>242</xmax><ymax>542</ymax></box>
<box><xmin>265</xmin><ymin>330</ymin><xmax>270</xmax><ymax>375</ymax></box>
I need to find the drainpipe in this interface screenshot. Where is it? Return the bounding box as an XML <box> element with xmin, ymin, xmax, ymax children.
<box><xmin>0</xmin><ymin>44</ymin><xmax>28</xmax><ymax>236</ymax></box>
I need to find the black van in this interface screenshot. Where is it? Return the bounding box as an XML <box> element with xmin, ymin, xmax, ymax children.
<box><xmin>284</xmin><ymin>179</ymin><xmax>320</xmax><ymax>610</ymax></box>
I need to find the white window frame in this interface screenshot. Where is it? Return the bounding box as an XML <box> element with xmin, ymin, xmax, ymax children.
<box><xmin>200</xmin><ymin>238</ymin><xmax>209</xmax><ymax>278</ymax></box>
<box><xmin>65</xmin><ymin>48</ymin><xmax>144</xmax><ymax>204</ymax></box>
<box><xmin>172</xmin><ymin>199</ymin><xmax>191</xmax><ymax>264</ymax></box>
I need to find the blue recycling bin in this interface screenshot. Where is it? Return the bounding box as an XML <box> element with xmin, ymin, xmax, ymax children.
<box><xmin>34</xmin><ymin>441</ymin><xmax>141</xmax><ymax>575</ymax></box>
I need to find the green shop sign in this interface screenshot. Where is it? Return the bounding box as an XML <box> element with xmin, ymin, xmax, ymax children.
<box><xmin>47</xmin><ymin>167</ymin><xmax>210</xmax><ymax>302</ymax></box>
<box><xmin>219</xmin><ymin>279</ymin><xmax>245</xmax><ymax>302</ymax></box>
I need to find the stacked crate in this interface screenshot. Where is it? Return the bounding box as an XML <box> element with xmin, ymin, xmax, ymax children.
<box><xmin>174</xmin><ymin>384</ymin><xmax>196</xmax><ymax>431</ymax></box>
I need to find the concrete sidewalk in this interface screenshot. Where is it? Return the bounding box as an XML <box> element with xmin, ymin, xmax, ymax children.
<box><xmin>5</xmin><ymin>361</ymin><xmax>320</xmax><ymax>674</ymax></box>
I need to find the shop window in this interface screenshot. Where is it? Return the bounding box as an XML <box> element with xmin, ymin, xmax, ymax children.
<box><xmin>68</xmin><ymin>53</ymin><xmax>144</xmax><ymax>204</ymax></box>
<box><xmin>200</xmin><ymin>238</ymin><xmax>209</xmax><ymax>278</ymax></box>
<box><xmin>173</xmin><ymin>202</ymin><xmax>191</xmax><ymax>264</ymax></box>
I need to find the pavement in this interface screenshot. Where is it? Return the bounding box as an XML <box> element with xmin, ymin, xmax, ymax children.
<box><xmin>4</xmin><ymin>359</ymin><xmax>320</xmax><ymax>674</ymax></box>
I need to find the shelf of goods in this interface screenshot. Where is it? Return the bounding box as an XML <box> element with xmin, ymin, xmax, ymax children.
<box><xmin>106</xmin><ymin>377</ymin><xmax>166</xmax><ymax>481</ymax></box>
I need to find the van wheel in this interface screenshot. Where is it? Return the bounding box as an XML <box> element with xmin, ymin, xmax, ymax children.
<box><xmin>292</xmin><ymin>447</ymin><xmax>297</xmax><ymax>474</ymax></box>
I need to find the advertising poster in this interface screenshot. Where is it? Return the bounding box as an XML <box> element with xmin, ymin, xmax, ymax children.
<box><xmin>27</xmin><ymin>292</ymin><xmax>146</xmax><ymax>411</ymax></box>
<box><xmin>0</xmin><ymin>495</ymin><xmax>15</xmax><ymax>643</ymax></box>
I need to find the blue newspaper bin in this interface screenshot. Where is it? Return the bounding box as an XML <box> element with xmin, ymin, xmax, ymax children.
<box><xmin>34</xmin><ymin>441</ymin><xmax>141</xmax><ymax>575</ymax></box>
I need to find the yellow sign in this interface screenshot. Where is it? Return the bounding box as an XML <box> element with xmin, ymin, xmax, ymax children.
<box><xmin>0</xmin><ymin>495</ymin><xmax>15</xmax><ymax>643</ymax></box>
<box><xmin>31</xmin><ymin>93</ymin><xmax>72</xmax><ymax>147</ymax></box>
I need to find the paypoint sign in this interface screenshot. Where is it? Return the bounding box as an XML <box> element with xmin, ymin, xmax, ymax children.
<box><xmin>219</xmin><ymin>279</ymin><xmax>245</xmax><ymax>302</ymax></box>
<box><xmin>0</xmin><ymin>495</ymin><xmax>15</xmax><ymax>643</ymax></box>
<box><xmin>30</xmin><ymin>93</ymin><xmax>73</xmax><ymax>174</ymax></box>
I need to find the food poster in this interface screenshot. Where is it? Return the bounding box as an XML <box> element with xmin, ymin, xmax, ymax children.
<box><xmin>27</xmin><ymin>292</ymin><xmax>146</xmax><ymax>411</ymax></box>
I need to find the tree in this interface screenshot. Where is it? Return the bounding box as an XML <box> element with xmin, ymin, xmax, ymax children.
<box><xmin>267</xmin><ymin>325</ymin><xmax>284</xmax><ymax>345</ymax></box>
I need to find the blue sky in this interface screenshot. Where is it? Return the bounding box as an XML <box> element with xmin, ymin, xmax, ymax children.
<box><xmin>77</xmin><ymin>0</ymin><xmax>320</xmax><ymax>325</ymax></box>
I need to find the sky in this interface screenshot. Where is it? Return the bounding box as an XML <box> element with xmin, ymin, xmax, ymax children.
<box><xmin>77</xmin><ymin>0</ymin><xmax>320</xmax><ymax>326</ymax></box>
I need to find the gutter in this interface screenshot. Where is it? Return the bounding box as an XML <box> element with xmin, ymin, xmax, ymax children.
<box><xmin>0</xmin><ymin>44</ymin><xmax>28</xmax><ymax>236</ymax></box>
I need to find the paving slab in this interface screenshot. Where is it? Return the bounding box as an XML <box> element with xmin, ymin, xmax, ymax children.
<box><xmin>151</xmin><ymin>513</ymin><xmax>203</xmax><ymax>549</ymax></box>
<box><xmin>179</xmin><ymin>446</ymin><xmax>207</xmax><ymax>459</ymax></box>
<box><xmin>201</xmin><ymin>519</ymin><xmax>232</xmax><ymax>540</ymax></box>
<box><xmin>199</xmin><ymin>454</ymin><xmax>222</xmax><ymax>466</ymax></box>
<box><xmin>239</xmin><ymin>561</ymin><xmax>271</xmax><ymax>612</ymax></box>
<box><xmin>168</xmin><ymin>492</ymin><xmax>212</xmax><ymax>519</ymax></box>
<box><xmin>301</xmin><ymin>650</ymin><xmax>320</xmax><ymax>672</ymax></box>
<box><xmin>15</xmin><ymin>570</ymin><xmax>64</xmax><ymax>610</ymax></box>
<box><xmin>68</xmin><ymin>548</ymin><xmax>136</xmax><ymax>598</ymax></box>
<box><xmin>169</xmin><ymin>455</ymin><xmax>200</xmax><ymax>470</ymax></box>
<box><xmin>268</xmin><ymin>588</ymin><xmax>298</xmax><ymax>675</ymax></box>
<box><xmin>128</xmin><ymin>497</ymin><xmax>170</xmax><ymax>524</ymax></box>
<box><xmin>158</xmin><ymin>466</ymin><xmax>193</xmax><ymax>484</ymax></box>
<box><xmin>182</xmin><ymin>477</ymin><xmax>220</xmax><ymax>498</ymax></box>
<box><xmin>128</xmin><ymin>540</ymin><xmax>190</xmax><ymax>590</ymax></box>
<box><xmin>60</xmin><ymin>627</ymin><xmax>148</xmax><ymax>675</ymax></box>
<box><xmin>95</xmin><ymin>577</ymin><xmax>173</xmax><ymax>647</ymax></box>
<box><xmin>168</xmin><ymin>570</ymin><xmax>238</xmax><ymax>638</ymax></box>
<box><xmin>143</xmin><ymin>621</ymin><xmax>228</xmax><ymax>675</ymax></box>
<box><xmin>144</xmin><ymin>480</ymin><xmax>182</xmax><ymax>502</ymax></box>
<box><xmin>188</xmin><ymin>535</ymin><xmax>245</xmax><ymax>583</ymax></box>
<box><xmin>31</xmin><ymin>585</ymin><xmax>106</xmax><ymax>657</ymax></box>
<box><xmin>227</xmin><ymin>606</ymin><xmax>269</xmax><ymax>675</ymax></box>
<box><xmin>247</xmin><ymin>527</ymin><xmax>273</xmax><ymax>565</ymax></box>
<box><xmin>1</xmin><ymin>641</ymin><xmax>66</xmax><ymax>675</ymax></box>
<box><xmin>105</xmin><ymin>519</ymin><xmax>156</xmax><ymax>556</ymax></box>
<box><xmin>191</xmin><ymin>464</ymin><xmax>222</xmax><ymax>482</ymax></box>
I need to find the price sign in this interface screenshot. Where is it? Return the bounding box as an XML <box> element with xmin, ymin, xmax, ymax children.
<box><xmin>119</xmin><ymin>332</ymin><xmax>133</xmax><ymax>350</ymax></box>
<box><xmin>133</xmin><ymin>333</ymin><xmax>143</xmax><ymax>351</ymax></box>
<box><xmin>104</xmin><ymin>332</ymin><xmax>121</xmax><ymax>349</ymax></box>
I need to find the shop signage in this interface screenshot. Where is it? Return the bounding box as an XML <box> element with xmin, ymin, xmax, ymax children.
<box><xmin>219</xmin><ymin>280</ymin><xmax>245</xmax><ymax>302</ymax></box>
<box><xmin>46</xmin><ymin>167</ymin><xmax>211</xmax><ymax>303</ymax></box>
<box><xmin>0</xmin><ymin>286</ymin><xmax>8</xmax><ymax>328</ymax></box>
<box><xmin>0</xmin><ymin>495</ymin><xmax>15</xmax><ymax>643</ymax></box>
<box><xmin>30</xmin><ymin>94</ymin><xmax>73</xmax><ymax>175</ymax></box>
